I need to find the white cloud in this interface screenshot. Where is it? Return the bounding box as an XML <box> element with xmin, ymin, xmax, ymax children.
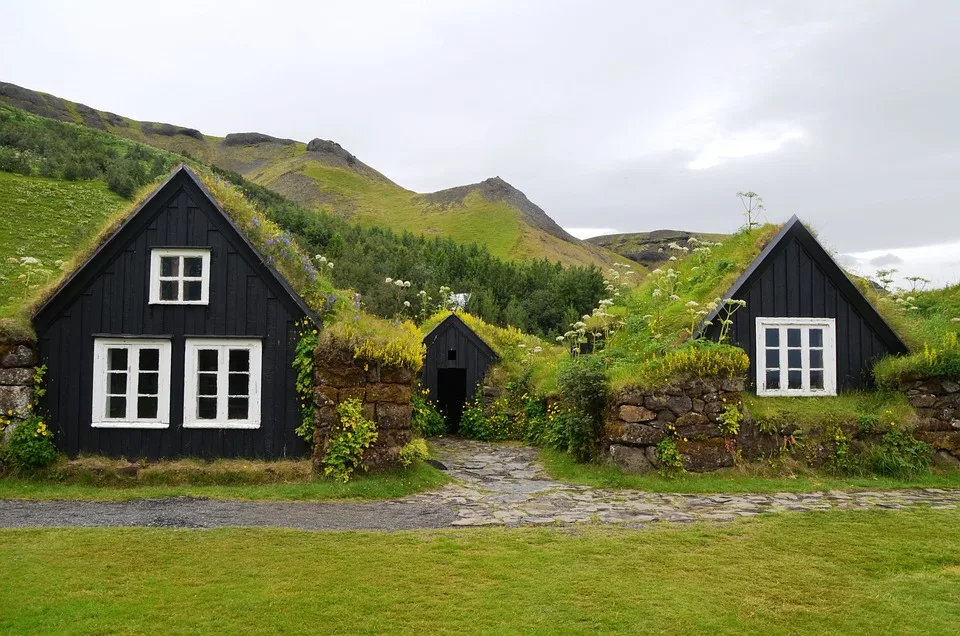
<box><xmin>687</xmin><ymin>127</ymin><xmax>805</xmax><ymax>170</ymax></box>
<box><xmin>844</xmin><ymin>240</ymin><xmax>960</xmax><ymax>289</ymax></box>
<box><xmin>565</xmin><ymin>227</ymin><xmax>619</xmax><ymax>240</ymax></box>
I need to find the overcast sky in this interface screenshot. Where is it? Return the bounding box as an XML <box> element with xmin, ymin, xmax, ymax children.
<box><xmin>2</xmin><ymin>0</ymin><xmax>958</xmax><ymax>287</ymax></box>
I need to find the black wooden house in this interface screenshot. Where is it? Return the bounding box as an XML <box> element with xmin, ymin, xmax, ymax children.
<box><xmin>699</xmin><ymin>216</ymin><xmax>908</xmax><ymax>395</ymax></box>
<box><xmin>33</xmin><ymin>165</ymin><xmax>318</xmax><ymax>459</ymax></box>
<box><xmin>422</xmin><ymin>314</ymin><xmax>499</xmax><ymax>428</ymax></box>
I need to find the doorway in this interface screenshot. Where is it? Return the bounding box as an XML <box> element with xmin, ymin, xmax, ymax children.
<box><xmin>436</xmin><ymin>368</ymin><xmax>468</xmax><ymax>432</ymax></box>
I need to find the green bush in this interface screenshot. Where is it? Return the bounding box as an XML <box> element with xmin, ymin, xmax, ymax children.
<box><xmin>863</xmin><ymin>429</ymin><xmax>931</xmax><ymax>477</ymax></box>
<box><xmin>875</xmin><ymin>333</ymin><xmax>960</xmax><ymax>388</ymax></box>
<box><xmin>322</xmin><ymin>398</ymin><xmax>378</xmax><ymax>483</ymax></box>
<box><xmin>2</xmin><ymin>415</ymin><xmax>57</xmax><ymax>470</ymax></box>
<box><xmin>655</xmin><ymin>438</ymin><xmax>684</xmax><ymax>476</ymax></box>
<box><xmin>556</xmin><ymin>355</ymin><xmax>608</xmax><ymax>461</ymax></box>
<box><xmin>411</xmin><ymin>382</ymin><xmax>446</xmax><ymax>437</ymax></box>
<box><xmin>458</xmin><ymin>392</ymin><xmax>489</xmax><ymax>440</ymax></box>
<box><xmin>398</xmin><ymin>439</ymin><xmax>429</xmax><ymax>467</ymax></box>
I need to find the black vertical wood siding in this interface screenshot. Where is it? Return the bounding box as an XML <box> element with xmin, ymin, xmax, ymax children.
<box><xmin>703</xmin><ymin>231</ymin><xmax>905</xmax><ymax>392</ymax></box>
<box><xmin>422</xmin><ymin>316</ymin><xmax>498</xmax><ymax>403</ymax></box>
<box><xmin>34</xmin><ymin>170</ymin><xmax>310</xmax><ymax>459</ymax></box>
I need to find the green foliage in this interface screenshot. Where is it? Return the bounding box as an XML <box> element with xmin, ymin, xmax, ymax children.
<box><xmin>555</xmin><ymin>356</ymin><xmax>608</xmax><ymax>461</ymax></box>
<box><xmin>458</xmin><ymin>377</ymin><xmax>534</xmax><ymax>442</ymax></box>
<box><xmin>718</xmin><ymin>403</ymin><xmax>744</xmax><ymax>438</ymax></box>
<box><xmin>743</xmin><ymin>392</ymin><xmax>916</xmax><ymax>435</ymax></box>
<box><xmin>655</xmin><ymin>438</ymin><xmax>684</xmax><ymax>476</ymax></box>
<box><xmin>398</xmin><ymin>439</ymin><xmax>429</xmax><ymax>467</ymax></box>
<box><xmin>826</xmin><ymin>426</ymin><xmax>857</xmax><ymax>473</ymax></box>
<box><xmin>875</xmin><ymin>333</ymin><xmax>960</xmax><ymax>388</ymax></box>
<box><xmin>322</xmin><ymin>399</ymin><xmax>378</xmax><ymax>483</ymax></box>
<box><xmin>863</xmin><ymin>430</ymin><xmax>931</xmax><ymax>477</ymax></box>
<box><xmin>292</xmin><ymin>321</ymin><xmax>319</xmax><ymax>442</ymax></box>
<box><xmin>2</xmin><ymin>415</ymin><xmax>57</xmax><ymax>471</ymax></box>
<box><xmin>458</xmin><ymin>392</ymin><xmax>489</xmax><ymax>440</ymax></box>
<box><xmin>411</xmin><ymin>382</ymin><xmax>446</xmax><ymax>437</ymax></box>
<box><xmin>0</xmin><ymin>105</ymin><xmax>176</xmax><ymax>198</ymax></box>
<box><xmin>608</xmin><ymin>340</ymin><xmax>750</xmax><ymax>391</ymax></box>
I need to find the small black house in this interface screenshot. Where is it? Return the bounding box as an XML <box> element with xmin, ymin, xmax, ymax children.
<box><xmin>699</xmin><ymin>216</ymin><xmax>908</xmax><ymax>395</ymax></box>
<box><xmin>422</xmin><ymin>314</ymin><xmax>499</xmax><ymax>428</ymax></box>
<box><xmin>33</xmin><ymin>165</ymin><xmax>318</xmax><ymax>459</ymax></box>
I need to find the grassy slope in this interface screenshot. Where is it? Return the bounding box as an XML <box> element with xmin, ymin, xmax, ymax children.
<box><xmin>0</xmin><ymin>172</ymin><xmax>127</xmax><ymax>317</ymax></box>
<box><xmin>0</xmin><ymin>86</ymin><xmax>618</xmax><ymax>269</ymax></box>
<box><xmin>2</xmin><ymin>511</ymin><xmax>959</xmax><ymax>633</ymax></box>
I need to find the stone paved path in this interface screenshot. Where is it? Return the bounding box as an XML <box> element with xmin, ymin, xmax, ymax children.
<box><xmin>414</xmin><ymin>437</ymin><xmax>960</xmax><ymax>527</ymax></box>
<box><xmin>0</xmin><ymin>437</ymin><xmax>958</xmax><ymax>530</ymax></box>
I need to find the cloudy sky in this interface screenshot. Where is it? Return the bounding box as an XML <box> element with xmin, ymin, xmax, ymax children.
<box><xmin>3</xmin><ymin>0</ymin><xmax>958</xmax><ymax>287</ymax></box>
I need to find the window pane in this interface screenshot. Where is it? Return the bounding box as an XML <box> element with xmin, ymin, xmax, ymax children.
<box><xmin>160</xmin><ymin>280</ymin><xmax>178</xmax><ymax>301</ymax></box>
<box><xmin>809</xmin><ymin>328</ymin><xmax>823</xmax><ymax>348</ymax></box>
<box><xmin>766</xmin><ymin>370</ymin><xmax>780</xmax><ymax>390</ymax></box>
<box><xmin>108</xmin><ymin>395</ymin><xmax>126</xmax><ymax>418</ymax></box>
<box><xmin>108</xmin><ymin>348</ymin><xmax>127</xmax><ymax>371</ymax></box>
<box><xmin>198</xmin><ymin>397</ymin><xmax>218</xmax><ymax>419</ymax></box>
<box><xmin>139</xmin><ymin>348</ymin><xmax>159</xmax><ymax>371</ymax></box>
<box><xmin>228</xmin><ymin>397</ymin><xmax>248</xmax><ymax>420</ymax></box>
<box><xmin>788</xmin><ymin>349</ymin><xmax>802</xmax><ymax>369</ymax></box>
<box><xmin>765</xmin><ymin>349</ymin><xmax>779</xmax><ymax>369</ymax></box>
<box><xmin>160</xmin><ymin>256</ymin><xmax>179</xmax><ymax>277</ymax></box>
<box><xmin>108</xmin><ymin>372</ymin><xmax>127</xmax><ymax>394</ymax></box>
<box><xmin>788</xmin><ymin>370</ymin><xmax>802</xmax><ymax>390</ymax></box>
<box><xmin>138</xmin><ymin>396</ymin><xmax>158</xmax><ymax>419</ymax></box>
<box><xmin>198</xmin><ymin>350</ymin><xmax>218</xmax><ymax>372</ymax></box>
<box><xmin>138</xmin><ymin>372</ymin><xmax>159</xmax><ymax>395</ymax></box>
<box><xmin>765</xmin><ymin>328</ymin><xmax>779</xmax><ymax>347</ymax></box>
<box><xmin>184</xmin><ymin>257</ymin><xmax>203</xmax><ymax>277</ymax></box>
<box><xmin>811</xmin><ymin>370</ymin><xmax>824</xmax><ymax>390</ymax></box>
<box><xmin>229</xmin><ymin>349</ymin><xmax>249</xmax><ymax>372</ymax></box>
<box><xmin>229</xmin><ymin>373</ymin><xmax>249</xmax><ymax>396</ymax></box>
<box><xmin>184</xmin><ymin>281</ymin><xmax>203</xmax><ymax>301</ymax></box>
<box><xmin>198</xmin><ymin>373</ymin><xmax>218</xmax><ymax>396</ymax></box>
<box><xmin>787</xmin><ymin>328</ymin><xmax>801</xmax><ymax>347</ymax></box>
<box><xmin>810</xmin><ymin>349</ymin><xmax>824</xmax><ymax>369</ymax></box>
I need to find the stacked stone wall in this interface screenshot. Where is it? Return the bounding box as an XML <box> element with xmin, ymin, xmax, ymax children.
<box><xmin>900</xmin><ymin>378</ymin><xmax>960</xmax><ymax>466</ymax></box>
<box><xmin>605</xmin><ymin>375</ymin><xmax>745</xmax><ymax>473</ymax></box>
<box><xmin>312</xmin><ymin>346</ymin><xmax>415</xmax><ymax>472</ymax></box>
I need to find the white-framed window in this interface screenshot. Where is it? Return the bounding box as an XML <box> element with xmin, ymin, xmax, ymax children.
<box><xmin>184</xmin><ymin>339</ymin><xmax>262</xmax><ymax>429</ymax></box>
<box><xmin>92</xmin><ymin>338</ymin><xmax>172</xmax><ymax>428</ymax></box>
<box><xmin>149</xmin><ymin>248</ymin><xmax>210</xmax><ymax>305</ymax></box>
<box><xmin>756</xmin><ymin>317</ymin><xmax>837</xmax><ymax>397</ymax></box>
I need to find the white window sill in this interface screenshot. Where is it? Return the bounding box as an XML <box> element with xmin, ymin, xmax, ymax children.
<box><xmin>757</xmin><ymin>390</ymin><xmax>837</xmax><ymax>398</ymax></box>
<box><xmin>92</xmin><ymin>421</ymin><xmax>170</xmax><ymax>429</ymax></box>
<box><xmin>182</xmin><ymin>421</ymin><xmax>261</xmax><ymax>429</ymax></box>
<box><xmin>148</xmin><ymin>300</ymin><xmax>209</xmax><ymax>306</ymax></box>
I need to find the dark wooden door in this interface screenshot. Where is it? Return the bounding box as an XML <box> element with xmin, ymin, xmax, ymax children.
<box><xmin>437</xmin><ymin>368</ymin><xmax>468</xmax><ymax>432</ymax></box>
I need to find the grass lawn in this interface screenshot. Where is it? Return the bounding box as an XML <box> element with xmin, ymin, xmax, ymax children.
<box><xmin>1</xmin><ymin>510</ymin><xmax>959</xmax><ymax>634</ymax></box>
<box><xmin>0</xmin><ymin>461</ymin><xmax>449</xmax><ymax>502</ymax></box>
<box><xmin>541</xmin><ymin>448</ymin><xmax>960</xmax><ymax>493</ymax></box>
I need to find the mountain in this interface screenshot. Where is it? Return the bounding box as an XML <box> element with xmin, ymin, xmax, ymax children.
<box><xmin>0</xmin><ymin>81</ymin><xmax>619</xmax><ymax>269</ymax></box>
<box><xmin>586</xmin><ymin>229</ymin><xmax>729</xmax><ymax>272</ymax></box>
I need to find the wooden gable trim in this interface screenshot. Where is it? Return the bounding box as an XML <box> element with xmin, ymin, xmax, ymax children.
<box><xmin>695</xmin><ymin>216</ymin><xmax>908</xmax><ymax>354</ymax></box>
<box><xmin>33</xmin><ymin>165</ymin><xmax>319</xmax><ymax>332</ymax></box>
<box><xmin>424</xmin><ymin>314</ymin><xmax>500</xmax><ymax>361</ymax></box>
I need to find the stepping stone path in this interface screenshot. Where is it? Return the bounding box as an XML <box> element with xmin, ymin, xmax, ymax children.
<box><xmin>408</xmin><ymin>437</ymin><xmax>960</xmax><ymax>528</ymax></box>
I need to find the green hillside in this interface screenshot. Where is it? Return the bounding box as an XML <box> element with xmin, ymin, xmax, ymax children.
<box><xmin>0</xmin><ymin>81</ymin><xmax>620</xmax><ymax>269</ymax></box>
<box><xmin>0</xmin><ymin>171</ymin><xmax>127</xmax><ymax>316</ymax></box>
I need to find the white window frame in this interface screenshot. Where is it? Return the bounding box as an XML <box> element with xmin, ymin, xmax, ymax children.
<box><xmin>92</xmin><ymin>338</ymin><xmax>172</xmax><ymax>428</ymax></box>
<box><xmin>149</xmin><ymin>248</ymin><xmax>211</xmax><ymax>305</ymax></box>
<box><xmin>755</xmin><ymin>317</ymin><xmax>837</xmax><ymax>397</ymax></box>
<box><xmin>183</xmin><ymin>338</ymin><xmax>262</xmax><ymax>429</ymax></box>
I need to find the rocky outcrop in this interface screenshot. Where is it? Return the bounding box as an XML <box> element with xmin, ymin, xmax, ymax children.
<box><xmin>222</xmin><ymin>132</ymin><xmax>296</xmax><ymax>147</ymax></box>
<box><xmin>141</xmin><ymin>122</ymin><xmax>203</xmax><ymax>141</ymax></box>
<box><xmin>312</xmin><ymin>346</ymin><xmax>415</xmax><ymax>472</ymax></box>
<box><xmin>900</xmin><ymin>378</ymin><xmax>960</xmax><ymax>460</ymax></box>
<box><xmin>605</xmin><ymin>375</ymin><xmax>744</xmax><ymax>473</ymax></box>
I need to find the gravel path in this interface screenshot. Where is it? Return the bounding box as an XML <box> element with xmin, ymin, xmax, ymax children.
<box><xmin>1</xmin><ymin>437</ymin><xmax>958</xmax><ymax>531</ymax></box>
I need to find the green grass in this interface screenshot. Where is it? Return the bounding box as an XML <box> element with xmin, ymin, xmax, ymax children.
<box><xmin>0</xmin><ymin>460</ymin><xmax>449</xmax><ymax>502</ymax></box>
<box><xmin>2</xmin><ymin>510</ymin><xmax>959</xmax><ymax>633</ymax></box>
<box><xmin>743</xmin><ymin>391</ymin><xmax>916</xmax><ymax>432</ymax></box>
<box><xmin>541</xmin><ymin>448</ymin><xmax>960</xmax><ymax>493</ymax></box>
<box><xmin>0</xmin><ymin>172</ymin><xmax>127</xmax><ymax>317</ymax></box>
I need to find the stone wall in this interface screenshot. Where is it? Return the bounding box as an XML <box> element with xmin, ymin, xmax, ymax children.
<box><xmin>312</xmin><ymin>345</ymin><xmax>415</xmax><ymax>472</ymax></box>
<box><xmin>605</xmin><ymin>375</ymin><xmax>745</xmax><ymax>473</ymax></box>
<box><xmin>900</xmin><ymin>378</ymin><xmax>960</xmax><ymax>466</ymax></box>
<box><xmin>0</xmin><ymin>342</ymin><xmax>36</xmax><ymax>415</ymax></box>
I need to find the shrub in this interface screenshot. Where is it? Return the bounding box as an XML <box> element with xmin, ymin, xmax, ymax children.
<box><xmin>556</xmin><ymin>355</ymin><xmax>608</xmax><ymax>461</ymax></box>
<box><xmin>718</xmin><ymin>403</ymin><xmax>744</xmax><ymax>438</ymax></box>
<box><xmin>655</xmin><ymin>438</ymin><xmax>684</xmax><ymax>476</ymax></box>
<box><xmin>458</xmin><ymin>391</ymin><xmax>488</xmax><ymax>440</ymax></box>
<box><xmin>411</xmin><ymin>382</ymin><xmax>446</xmax><ymax>437</ymax></box>
<box><xmin>322</xmin><ymin>398</ymin><xmax>378</xmax><ymax>483</ymax></box>
<box><xmin>398</xmin><ymin>439</ymin><xmax>429</xmax><ymax>467</ymax></box>
<box><xmin>875</xmin><ymin>332</ymin><xmax>960</xmax><ymax>388</ymax></box>
<box><xmin>2</xmin><ymin>415</ymin><xmax>57</xmax><ymax>470</ymax></box>
<box><xmin>863</xmin><ymin>429</ymin><xmax>931</xmax><ymax>477</ymax></box>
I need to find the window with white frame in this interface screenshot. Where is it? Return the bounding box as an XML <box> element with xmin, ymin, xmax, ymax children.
<box><xmin>149</xmin><ymin>248</ymin><xmax>210</xmax><ymax>304</ymax></box>
<box><xmin>184</xmin><ymin>339</ymin><xmax>262</xmax><ymax>428</ymax></box>
<box><xmin>92</xmin><ymin>339</ymin><xmax>172</xmax><ymax>427</ymax></box>
<box><xmin>755</xmin><ymin>318</ymin><xmax>837</xmax><ymax>396</ymax></box>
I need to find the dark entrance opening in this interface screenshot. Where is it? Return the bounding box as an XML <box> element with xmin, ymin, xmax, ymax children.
<box><xmin>437</xmin><ymin>368</ymin><xmax>468</xmax><ymax>432</ymax></box>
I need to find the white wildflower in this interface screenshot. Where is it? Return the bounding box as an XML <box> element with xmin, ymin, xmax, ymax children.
<box><xmin>385</xmin><ymin>277</ymin><xmax>393</xmax><ymax>283</ymax></box>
